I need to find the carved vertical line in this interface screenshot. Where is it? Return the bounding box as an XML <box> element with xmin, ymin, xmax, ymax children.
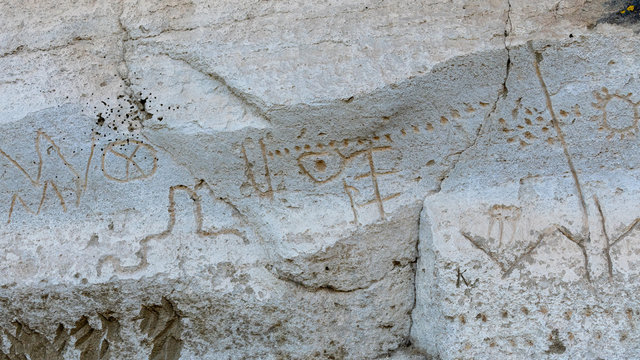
<box><xmin>35</xmin><ymin>131</ymin><xmax>43</xmax><ymax>183</ymax></box>
<box><xmin>580</xmin><ymin>244</ymin><xmax>591</xmax><ymax>283</ymax></box>
<box><xmin>366</xmin><ymin>148</ymin><xmax>385</xmax><ymax>219</ymax></box>
<box><xmin>594</xmin><ymin>196</ymin><xmax>614</xmax><ymax>279</ymax></box>
<box><xmin>192</xmin><ymin>189</ymin><xmax>204</xmax><ymax>235</ymax></box>
<box><xmin>82</xmin><ymin>135</ymin><xmax>96</xmax><ymax>197</ymax></box>
<box><xmin>166</xmin><ymin>186</ymin><xmax>179</xmax><ymax>233</ymax></box>
<box><xmin>556</xmin><ymin>225</ymin><xmax>592</xmax><ymax>283</ymax></box>
<box><xmin>258</xmin><ymin>139</ymin><xmax>273</xmax><ymax>196</ymax></box>
<box><xmin>343</xmin><ymin>180</ymin><xmax>360</xmax><ymax>225</ymax></box>
<box><xmin>241</xmin><ymin>139</ymin><xmax>273</xmax><ymax>198</ymax></box>
<box><xmin>531</xmin><ymin>44</ymin><xmax>589</xmax><ymax>235</ymax></box>
<box><xmin>36</xmin><ymin>181</ymin><xmax>49</xmax><ymax>214</ymax></box>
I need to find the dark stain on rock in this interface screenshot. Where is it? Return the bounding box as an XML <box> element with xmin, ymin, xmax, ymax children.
<box><xmin>96</xmin><ymin>113</ymin><xmax>105</xmax><ymax>126</ymax></box>
<box><xmin>546</xmin><ymin>329</ymin><xmax>566</xmax><ymax>354</ymax></box>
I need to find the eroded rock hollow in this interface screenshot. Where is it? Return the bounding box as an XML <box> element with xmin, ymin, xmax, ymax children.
<box><xmin>1</xmin><ymin>1</ymin><xmax>640</xmax><ymax>359</ymax></box>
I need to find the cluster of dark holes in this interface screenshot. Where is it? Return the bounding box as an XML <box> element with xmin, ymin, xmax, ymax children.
<box><xmin>74</xmin><ymin>82</ymin><xmax>180</xmax><ymax>154</ymax></box>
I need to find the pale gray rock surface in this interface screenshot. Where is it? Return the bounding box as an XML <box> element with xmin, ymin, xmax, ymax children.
<box><xmin>0</xmin><ymin>0</ymin><xmax>639</xmax><ymax>359</ymax></box>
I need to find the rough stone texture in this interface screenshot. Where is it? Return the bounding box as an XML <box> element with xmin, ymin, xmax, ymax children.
<box><xmin>411</xmin><ymin>35</ymin><xmax>640</xmax><ymax>358</ymax></box>
<box><xmin>1</xmin><ymin>0</ymin><xmax>640</xmax><ymax>359</ymax></box>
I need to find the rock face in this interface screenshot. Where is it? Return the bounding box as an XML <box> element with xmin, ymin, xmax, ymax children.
<box><xmin>1</xmin><ymin>0</ymin><xmax>640</xmax><ymax>359</ymax></box>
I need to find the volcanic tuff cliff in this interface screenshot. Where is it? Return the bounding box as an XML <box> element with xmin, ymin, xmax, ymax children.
<box><xmin>1</xmin><ymin>0</ymin><xmax>640</xmax><ymax>359</ymax></box>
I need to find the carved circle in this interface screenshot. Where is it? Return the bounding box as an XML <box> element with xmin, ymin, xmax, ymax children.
<box><xmin>102</xmin><ymin>139</ymin><xmax>158</xmax><ymax>182</ymax></box>
<box><xmin>297</xmin><ymin>151</ymin><xmax>345</xmax><ymax>183</ymax></box>
<box><xmin>603</xmin><ymin>95</ymin><xmax>638</xmax><ymax>132</ymax></box>
<box><xmin>593</xmin><ymin>88</ymin><xmax>640</xmax><ymax>139</ymax></box>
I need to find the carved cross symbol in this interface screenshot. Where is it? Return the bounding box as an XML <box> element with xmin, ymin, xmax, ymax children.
<box><xmin>297</xmin><ymin>143</ymin><xmax>400</xmax><ymax>224</ymax></box>
<box><xmin>343</xmin><ymin>147</ymin><xmax>400</xmax><ymax>224</ymax></box>
<box><xmin>101</xmin><ymin>139</ymin><xmax>158</xmax><ymax>182</ymax></box>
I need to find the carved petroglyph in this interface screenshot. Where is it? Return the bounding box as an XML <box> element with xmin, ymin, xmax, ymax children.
<box><xmin>499</xmin><ymin>98</ymin><xmax>557</xmax><ymax>147</ymax></box>
<box><xmin>245</xmin><ymin>101</ymin><xmax>493</xmax><ymax>223</ymax></box>
<box><xmin>0</xmin><ymin>300</ymin><xmax>174</xmax><ymax>360</ymax></box>
<box><xmin>0</xmin><ymin>129</ymin><xmax>163</xmax><ymax>222</ymax></box>
<box><xmin>297</xmin><ymin>151</ymin><xmax>345</xmax><ymax>183</ymax></box>
<box><xmin>251</xmin><ymin>106</ymin><xmax>475</xmax><ymax>223</ymax></box>
<box><xmin>343</xmin><ymin>180</ymin><xmax>360</xmax><ymax>224</ymax></box>
<box><xmin>487</xmin><ymin>205</ymin><xmax>521</xmax><ymax>249</ymax></box>
<box><xmin>298</xmin><ymin>146</ymin><xmax>400</xmax><ymax>223</ymax></box>
<box><xmin>7</xmin><ymin>181</ymin><xmax>67</xmax><ymax>224</ymax></box>
<box><xmin>241</xmin><ymin>138</ymin><xmax>273</xmax><ymax>198</ymax></box>
<box><xmin>456</xmin><ymin>267</ymin><xmax>479</xmax><ymax>288</ymax></box>
<box><xmin>101</xmin><ymin>140</ymin><xmax>158</xmax><ymax>183</ymax></box>
<box><xmin>97</xmin><ymin>180</ymin><xmax>248</xmax><ymax>275</ymax></box>
<box><xmin>0</xmin><ymin>322</ymin><xmax>69</xmax><ymax>360</ymax></box>
<box><xmin>461</xmin><ymin>201</ymin><xmax>591</xmax><ymax>282</ymax></box>
<box><xmin>461</xmin><ymin>208</ymin><xmax>558</xmax><ymax>278</ymax></box>
<box><xmin>464</xmin><ymin>197</ymin><xmax>640</xmax><ymax>283</ymax></box>
<box><xmin>554</xmin><ymin>225</ymin><xmax>592</xmax><ymax>283</ymax></box>
<box><xmin>531</xmin><ymin>44</ymin><xmax>590</xmax><ymax>236</ymax></box>
<box><xmin>526</xmin><ymin>47</ymin><xmax>640</xmax><ymax>283</ymax></box>
<box><xmin>592</xmin><ymin>87</ymin><xmax>640</xmax><ymax>139</ymax></box>
<box><xmin>267</xmin><ymin>101</ymin><xmax>491</xmax><ymax>159</ymax></box>
<box><xmin>0</xmin><ymin>130</ymin><xmax>95</xmax><ymax>223</ymax></box>
<box><xmin>1</xmin><ymin>97</ymin><xmax>491</xmax><ymax>226</ymax></box>
<box><xmin>242</xmin><ymin>131</ymin><xmax>408</xmax><ymax>224</ymax></box>
<box><xmin>347</xmin><ymin>147</ymin><xmax>401</xmax><ymax>222</ymax></box>
<box><xmin>70</xmin><ymin>314</ymin><xmax>121</xmax><ymax>360</ymax></box>
<box><xmin>137</xmin><ymin>298</ymin><xmax>182</xmax><ymax>360</ymax></box>
<box><xmin>594</xmin><ymin>196</ymin><xmax>640</xmax><ymax>279</ymax></box>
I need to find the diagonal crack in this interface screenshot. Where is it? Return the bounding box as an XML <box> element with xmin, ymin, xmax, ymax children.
<box><xmin>0</xmin><ymin>37</ymin><xmax>97</xmax><ymax>58</ymax></box>
<box><xmin>139</xmin><ymin>133</ymin><xmax>199</xmax><ymax>180</ymax></box>
<box><xmin>405</xmin><ymin>4</ymin><xmax>514</xmax><ymax>356</ymax></box>
<box><xmin>431</xmin><ymin>53</ymin><xmax>511</xmax><ymax>194</ymax></box>
<box><xmin>116</xmin><ymin>5</ymin><xmax>134</xmax><ymax>97</ymax></box>
<box><xmin>503</xmin><ymin>0</ymin><xmax>513</xmax><ymax>96</ymax></box>
<box><xmin>159</xmin><ymin>52</ymin><xmax>272</xmax><ymax>125</ymax></box>
<box><xmin>430</xmin><ymin>0</ymin><xmax>513</xmax><ymax>195</ymax></box>
<box><xmin>404</xmin><ymin>200</ymin><xmax>424</xmax><ymax>353</ymax></box>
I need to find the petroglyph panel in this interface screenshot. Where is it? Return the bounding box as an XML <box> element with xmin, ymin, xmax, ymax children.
<box><xmin>6</xmin><ymin>1</ymin><xmax>640</xmax><ymax>359</ymax></box>
<box><xmin>0</xmin><ymin>43</ymin><xmax>502</xmax><ymax>357</ymax></box>
<box><xmin>412</xmin><ymin>36</ymin><xmax>640</xmax><ymax>359</ymax></box>
<box><xmin>0</xmin><ymin>298</ymin><xmax>181</xmax><ymax>360</ymax></box>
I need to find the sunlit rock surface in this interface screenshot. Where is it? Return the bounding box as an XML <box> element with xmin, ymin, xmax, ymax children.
<box><xmin>1</xmin><ymin>0</ymin><xmax>639</xmax><ymax>358</ymax></box>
